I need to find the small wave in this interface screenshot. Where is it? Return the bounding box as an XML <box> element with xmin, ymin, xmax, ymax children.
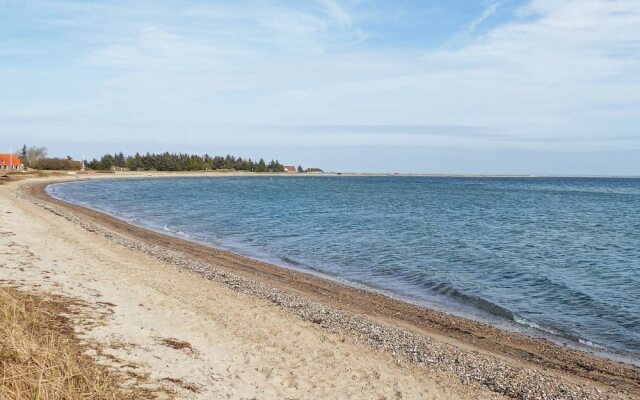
<box><xmin>427</xmin><ymin>283</ymin><xmax>515</xmax><ymax>321</ymax></box>
<box><xmin>279</xmin><ymin>256</ymin><xmax>344</xmax><ymax>279</ymax></box>
<box><xmin>578</xmin><ymin>338</ymin><xmax>607</xmax><ymax>350</ymax></box>
<box><xmin>513</xmin><ymin>315</ymin><xmax>561</xmax><ymax>336</ymax></box>
<box><xmin>161</xmin><ymin>224</ymin><xmax>191</xmax><ymax>238</ymax></box>
<box><xmin>512</xmin><ymin>315</ymin><xmax>609</xmax><ymax>352</ymax></box>
<box><xmin>422</xmin><ymin>283</ymin><xmax>614</xmax><ymax>354</ymax></box>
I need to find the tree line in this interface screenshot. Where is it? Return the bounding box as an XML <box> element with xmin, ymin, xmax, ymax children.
<box><xmin>16</xmin><ymin>145</ymin><xmax>315</xmax><ymax>173</ymax></box>
<box><xmin>86</xmin><ymin>152</ymin><xmax>287</xmax><ymax>172</ymax></box>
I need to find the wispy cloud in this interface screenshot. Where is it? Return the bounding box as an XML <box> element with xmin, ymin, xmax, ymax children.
<box><xmin>1</xmin><ymin>0</ymin><xmax>639</xmax><ymax>173</ymax></box>
<box><xmin>318</xmin><ymin>0</ymin><xmax>353</xmax><ymax>27</ymax></box>
<box><xmin>394</xmin><ymin>0</ymin><xmax>408</xmax><ymax>26</ymax></box>
<box><xmin>444</xmin><ymin>1</ymin><xmax>507</xmax><ymax>48</ymax></box>
<box><xmin>469</xmin><ymin>1</ymin><xmax>504</xmax><ymax>31</ymax></box>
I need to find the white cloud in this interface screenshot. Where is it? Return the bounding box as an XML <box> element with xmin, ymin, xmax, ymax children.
<box><xmin>83</xmin><ymin>1</ymin><xmax>637</xmax><ymax>130</ymax></box>
<box><xmin>3</xmin><ymin>0</ymin><xmax>640</xmax><ymax>171</ymax></box>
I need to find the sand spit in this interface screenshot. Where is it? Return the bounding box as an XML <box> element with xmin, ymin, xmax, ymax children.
<box><xmin>2</xmin><ymin>175</ymin><xmax>639</xmax><ymax>399</ymax></box>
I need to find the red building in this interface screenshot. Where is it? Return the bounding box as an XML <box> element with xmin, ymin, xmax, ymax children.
<box><xmin>0</xmin><ymin>154</ymin><xmax>24</xmax><ymax>171</ymax></box>
<box><xmin>283</xmin><ymin>165</ymin><xmax>296</xmax><ymax>173</ymax></box>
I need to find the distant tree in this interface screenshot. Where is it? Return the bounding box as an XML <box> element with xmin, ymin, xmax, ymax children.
<box><xmin>24</xmin><ymin>146</ymin><xmax>47</xmax><ymax>165</ymax></box>
<box><xmin>100</xmin><ymin>154</ymin><xmax>115</xmax><ymax>170</ymax></box>
<box><xmin>224</xmin><ymin>154</ymin><xmax>234</xmax><ymax>170</ymax></box>
<box><xmin>267</xmin><ymin>159</ymin><xmax>284</xmax><ymax>172</ymax></box>
<box><xmin>115</xmin><ymin>152</ymin><xmax>126</xmax><ymax>169</ymax></box>
<box><xmin>297</xmin><ymin>165</ymin><xmax>304</xmax><ymax>173</ymax></box>
<box><xmin>125</xmin><ymin>152</ymin><xmax>143</xmax><ymax>171</ymax></box>
<box><xmin>15</xmin><ymin>145</ymin><xmax>29</xmax><ymax>166</ymax></box>
<box><xmin>87</xmin><ymin>158</ymin><xmax>101</xmax><ymax>170</ymax></box>
<box><xmin>256</xmin><ymin>158</ymin><xmax>267</xmax><ymax>172</ymax></box>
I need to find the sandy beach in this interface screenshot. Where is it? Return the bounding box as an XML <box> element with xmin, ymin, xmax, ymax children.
<box><xmin>1</xmin><ymin>173</ymin><xmax>638</xmax><ymax>399</ymax></box>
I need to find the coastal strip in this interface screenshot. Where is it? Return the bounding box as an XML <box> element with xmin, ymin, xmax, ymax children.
<box><xmin>13</xmin><ymin>176</ymin><xmax>640</xmax><ymax>399</ymax></box>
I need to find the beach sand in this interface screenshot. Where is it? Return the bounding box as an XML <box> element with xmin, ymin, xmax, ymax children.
<box><xmin>1</xmin><ymin>174</ymin><xmax>638</xmax><ymax>399</ymax></box>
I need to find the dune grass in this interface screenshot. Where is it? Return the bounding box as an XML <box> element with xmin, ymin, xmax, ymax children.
<box><xmin>0</xmin><ymin>287</ymin><xmax>140</xmax><ymax>400</ymax></box>
<box><xmin>0</xmin><ymin>171</ymin><xmax>49</xmax><ymax>185</ymax></box>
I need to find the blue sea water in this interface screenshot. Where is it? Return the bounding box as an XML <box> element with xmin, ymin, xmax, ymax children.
<box><xmin>47</xmin><ymin>176</ymin><xmax>640</xmax><ymax>358</ymax></box>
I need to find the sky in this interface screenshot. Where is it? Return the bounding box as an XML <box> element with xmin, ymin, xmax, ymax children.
<box><xmin>1</xmin><ymin>0</ymin><xmax>639</xmax><ymax>175</ymax></box>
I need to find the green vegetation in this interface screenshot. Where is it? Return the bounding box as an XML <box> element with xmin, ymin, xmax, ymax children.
<box><xmin>18</xmin><ymin>145</ymin><xmax>310</xmax><ymax>173</ymax></box>
<box><xmin>86</xmin><ymin>152</ymin><xmax>287</xmax><ymax>172</ymax></box>
<box><xmin>31</xmin><ymin>157</ymin><xmax>82</xmax><ymax>171</ymax></box>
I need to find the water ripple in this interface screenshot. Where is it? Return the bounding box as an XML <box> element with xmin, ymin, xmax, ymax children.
<box><xmin>48</xmin><ymin>176</ymin><xmax>640</xmax><ymax>357</ymax></box>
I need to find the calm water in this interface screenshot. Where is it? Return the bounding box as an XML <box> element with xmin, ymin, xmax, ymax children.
<box><xmin>48</xmin><ymin>176</ymin><xmax>640</xmax><ymax>358</ymax></box>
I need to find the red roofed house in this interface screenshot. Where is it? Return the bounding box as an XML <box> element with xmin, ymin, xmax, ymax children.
<box><xmin>283</xmin><ymin>165</ymin><xmax>296</xmax><ymax>173</ymax></box>
<box><xmin>0</xmin><ymin>154</ymin><xmax>24</xmax><ymax>171</ymax></box>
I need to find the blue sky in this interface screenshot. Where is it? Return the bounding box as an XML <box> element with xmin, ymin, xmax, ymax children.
<box><xmin>1</xmin><ymin>0</ymin><xmax>639</xmax><ymax>174</ymax></box>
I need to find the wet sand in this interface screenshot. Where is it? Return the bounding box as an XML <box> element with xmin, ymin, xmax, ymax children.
<box><xmin>3</xmin><ymin>174</ymin><xmax>639</xmax><ymax>399</ymax></box>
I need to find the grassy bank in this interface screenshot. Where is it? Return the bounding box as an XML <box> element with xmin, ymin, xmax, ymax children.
<box><xmin>0</xmin><ymin>171</ymin><xmax>50</xmax><ymax>185</ymax></box>
<box><xmin>0</xmin><ymin>287</ymin><xmax>138</xmax><ymax>400</ymax></box>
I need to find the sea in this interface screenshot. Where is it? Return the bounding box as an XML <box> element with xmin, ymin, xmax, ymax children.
<box><xmin>47</xmin><ymin>176</ymin><xmax>640</xmax><ymax>361</ymax></box>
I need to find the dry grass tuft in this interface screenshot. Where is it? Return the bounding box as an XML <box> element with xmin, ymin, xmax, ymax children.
<box><xmin>0</xmin><ymin>287</ymin><xmax>142</xmax><ymax>399</ymax></box>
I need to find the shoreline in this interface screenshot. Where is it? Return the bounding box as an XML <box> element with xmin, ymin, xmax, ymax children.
<box><xmin>45</xmin><ymin>174</ymin><xmax>640</xmax><ymax>364</ymax></box>
<box><xmin>7</xmin><ymin>175</ymin><xmax>491</xmax><ymax>399</ymax></box>
<box><xmin>9</xmin><ymin>175</ymin><xmax>640</xmax><ymax>398</ymax></box>
<box><xmin>46</xmin><ymin>179</ymin><xmax>638</xmax><ymax>364</ymax></box>
<box><xmin>12</xmin><ymin>169</ymin><xmax>640</xmax><ymax>179</ymax></box>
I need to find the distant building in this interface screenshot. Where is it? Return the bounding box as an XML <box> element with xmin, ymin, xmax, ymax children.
<box><xmin>283</xmin><ymin>165</ymin><xmax>297</xmax><ymax>173</ymax></box>
<box><xmin>0</xmin><ymin>154</ymin><xmax>24</xmax><ymax>171</ymax></box>
<box><xmin>305</xmin><ymin>168</ymin><xmax>323</xmax><ymax>174</ymax></box>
